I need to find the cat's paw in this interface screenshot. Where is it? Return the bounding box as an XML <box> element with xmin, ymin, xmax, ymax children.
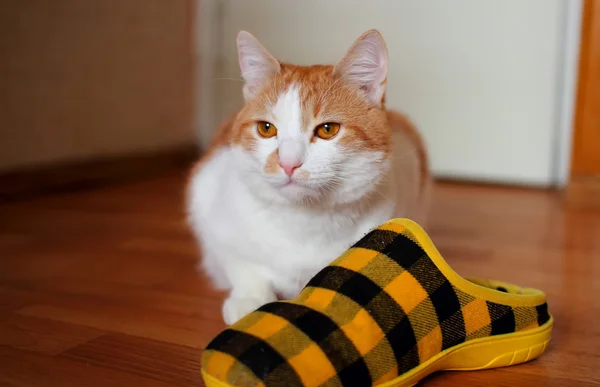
<box><xmin>222</xmin><ymin>295</ymin><xmax>274</xmax><ymax>325</ymax></box>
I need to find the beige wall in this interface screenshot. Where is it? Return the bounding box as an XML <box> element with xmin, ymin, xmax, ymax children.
<box><xmin>0</xmin><ymin>0</ymin><xmax>195</xmax><ymax>173</ymax></box>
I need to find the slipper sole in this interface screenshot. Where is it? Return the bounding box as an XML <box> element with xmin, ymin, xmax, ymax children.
<box><xmin>202</xmin><ymin>317</ymin><xmax>553</xmax><ymax>387</ymax></box>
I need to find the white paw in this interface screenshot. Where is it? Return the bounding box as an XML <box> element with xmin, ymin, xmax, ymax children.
<box><xmin>222</xmin><ymin>295</ymin><xmax>274</xmax><ymax>325</ymax></box>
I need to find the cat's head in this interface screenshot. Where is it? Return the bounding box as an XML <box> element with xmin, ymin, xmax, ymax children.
<box><xmin>229</xmin><ymin>30</ymin><xmax>393</xmax><ymax>207</ymax></box>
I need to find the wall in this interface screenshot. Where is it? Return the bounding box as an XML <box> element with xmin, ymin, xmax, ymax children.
<box><xmin>203</xmin><ymin>0</ymin><xmax>573</xmax><ymax>187</ymax></box>
<box><xmin>0</xmin><ymin>0</ymin><xmax>195</xmax><ymax>173</ymax></box>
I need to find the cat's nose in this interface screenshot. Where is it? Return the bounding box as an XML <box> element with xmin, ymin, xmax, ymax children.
<box><xmin>278</xmin><ymin>139</ymin><xmax>305</xmax><ymax>177</ymax></box>
<box><xmin>279</xmin><ymin>161</ymin><xmax>302</xmax><ymax>177</ymax></box>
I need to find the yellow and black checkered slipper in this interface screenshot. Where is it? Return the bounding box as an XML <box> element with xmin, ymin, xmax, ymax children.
<box><xmin>202</xmin><ymin>218</ymin><xmax>553</xmax><ymax>387</ymax></box>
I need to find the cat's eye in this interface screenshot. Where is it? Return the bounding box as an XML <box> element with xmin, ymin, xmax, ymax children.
<box><xmin>257</xmin><ymin>121</ymin><xmax>278</xmax><ymax>138</ymax></box>
<box><xmin>315</xmin><ymin>123</ymin><xmax>341</xmax><ymax>140</ymax></box>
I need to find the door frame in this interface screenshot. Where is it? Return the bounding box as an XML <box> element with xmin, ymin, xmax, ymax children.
<box><xmin>566</xmin><ymin>0</ymin><xmax>600</xmax><ymax>208</ymax></box>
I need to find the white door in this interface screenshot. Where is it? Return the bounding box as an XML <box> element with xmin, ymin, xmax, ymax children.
<box><xmin>199</xmin><ymin>0</ymin><xmax>574</xmax><ymax>187</ymax></box>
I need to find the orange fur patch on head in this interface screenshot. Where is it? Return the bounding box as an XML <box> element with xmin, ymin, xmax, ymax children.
<box><xmin>264</xmin><ymin>149</ymin><xmax>280</xmax><ymax>174</ymax></box>
<box><xmin>239</xmin><ymin>125</ymin><xmax>257</xmax><ymax>152</ymax></box>
<box><xmin>229</xmin><ymin>114</ymin><xmax>260</xmax><ymax>152</ymax></box>
<box><xmin>339</xmin><ymin>124</ymin><xmax>371</xmax><ymax>148</ymax></box>
<box><xmin>333</xmin><ymin>100</ymin><xmax>392</xmax><ymax>153</ymax></box>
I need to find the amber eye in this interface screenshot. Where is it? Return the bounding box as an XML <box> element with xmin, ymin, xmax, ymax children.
<box><xmin>257</xmin><ymin>121</ymin><xmax>277</xmax><ymax>138</ymax></box>
<box><xmin>315</xmin><ymin>123</ymin><xmax>341</xmax><ymax>140</ymax></box>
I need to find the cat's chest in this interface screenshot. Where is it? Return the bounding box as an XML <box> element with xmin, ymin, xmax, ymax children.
<box><xmin>251</xmin><ymin>227</ymin><xmax>356</xmax><ymax>298</ymax></box>
<box><xmin>232</xmin><ymin>206</ymin><xmax>389</xmax><ymax>297</ymax></box>
<box><xmin>241</xmin><ymin>211</ymin><xmax>358</xmax><ymax>264</ymax></box>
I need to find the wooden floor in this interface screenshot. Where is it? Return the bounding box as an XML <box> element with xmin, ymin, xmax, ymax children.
<box><xmin>1</xmin><ymin>171</ymin><xmax>599</xmax><ymax>387</ymax></box>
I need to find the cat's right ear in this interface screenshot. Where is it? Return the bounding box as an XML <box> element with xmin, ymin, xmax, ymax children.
<box><xmin>236</xmin><ymin>31</ymin><xmax>280</xmax><ymax>101</ymax></box>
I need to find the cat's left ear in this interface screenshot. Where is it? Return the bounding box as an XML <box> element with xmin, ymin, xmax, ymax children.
<box><xmin>334</xmin><ymin>30</ymin><xmax>388</xmax><ymax>106</ymax></box>
<box><xmin>237</xmin><ymin>31</ymin><xmax>281</xmax><ymax>101</ymax></box>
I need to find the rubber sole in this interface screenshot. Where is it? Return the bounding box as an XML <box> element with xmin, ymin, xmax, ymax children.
<box><xmin>202</xmin><ymin>317</ymin><xmax>553</xmax><ymax>387</ymax></box>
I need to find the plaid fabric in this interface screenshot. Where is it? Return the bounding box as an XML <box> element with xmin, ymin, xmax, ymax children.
<box><xmin>203</xmin><ymin>222</ymin><xmax>551</xmax><ymax>387</ymax></box>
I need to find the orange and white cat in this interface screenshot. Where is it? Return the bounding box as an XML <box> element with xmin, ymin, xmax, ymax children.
<box><xmin>187</xmin><ymin>30</ymin><xmax>431</xmax><ymax>325</ymax></box>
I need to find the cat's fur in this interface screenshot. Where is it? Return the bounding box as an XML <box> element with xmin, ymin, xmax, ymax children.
<box><xmin>187</xmin><ymin>30</ymin><xmax>431</xmax><ymax>325</ymax></box>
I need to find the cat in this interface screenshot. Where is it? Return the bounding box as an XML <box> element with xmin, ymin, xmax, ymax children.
<box><xmin>187</xmin><ymin>29</ymin><xmax>432</xmax><ymax>325</ymax></box>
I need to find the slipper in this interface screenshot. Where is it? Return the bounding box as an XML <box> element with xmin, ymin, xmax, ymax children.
<box><xmin>201</xmin><ymin>218</ymin><xmax>553</xmax><ymax>387</ymax></box>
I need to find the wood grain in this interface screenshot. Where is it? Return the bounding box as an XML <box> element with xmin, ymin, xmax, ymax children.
<box><xmin>565</xmin><ymin>175</ymin><xmax>600</xmax><ymax>209</ymax></box>
<box><xmin>1</xmin><ymin>172</ymin><xmax>599</xmax><ymax>386</ymax></box>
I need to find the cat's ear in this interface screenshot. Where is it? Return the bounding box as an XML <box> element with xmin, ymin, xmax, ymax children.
<box><xmin>334</xmin><ymin>30</ymin><xmax>388</xmax><ymax>106</ymax></box>
<box><xmin>236</xmin><ymin>31</ymin><xmax>280</xmax><ymax>101</ymax></box>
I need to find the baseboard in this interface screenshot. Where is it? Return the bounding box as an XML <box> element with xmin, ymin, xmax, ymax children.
<box><xmin>433</xmin><ymin>176</ymin><xmax>555</xmax><ymax>191</ymax></box>
<box><xmin>565</xmin><ymin>175</ymin><xmax>600</xmax><ymax>210</ymax></box>
<box><xmin>0</xmin><ymin>144</ymin><xmax>200</xmax><ymax>202</ymax></box>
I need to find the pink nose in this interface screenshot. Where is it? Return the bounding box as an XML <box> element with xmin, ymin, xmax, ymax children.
<box><xmin>279</xmin><ymin>162</ymin><xmax>302</xmax><ymax>177</ymax></box>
